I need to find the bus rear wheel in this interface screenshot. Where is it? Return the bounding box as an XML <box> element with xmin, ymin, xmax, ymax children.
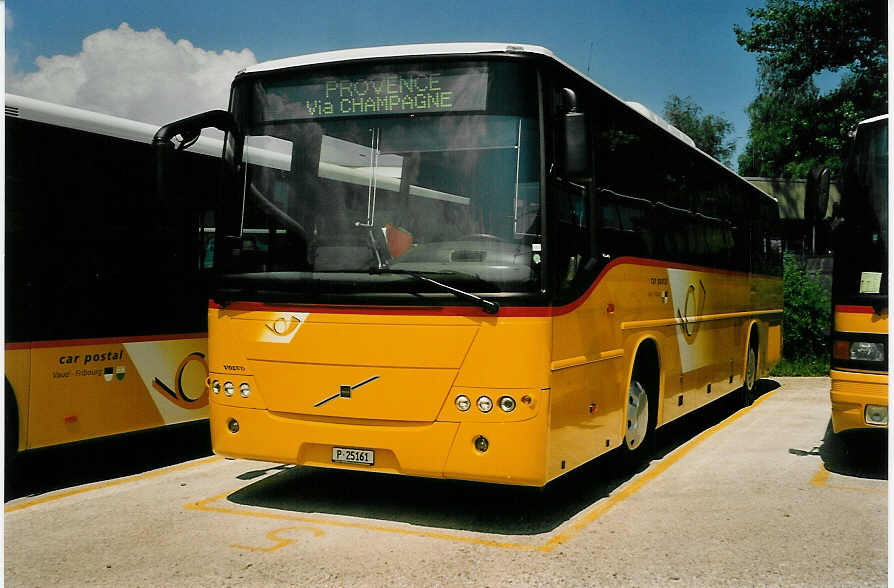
<box><xmin>741</xmin><ymin>341</ymin><xmax>758</xmax><ymax>406</ymax></box>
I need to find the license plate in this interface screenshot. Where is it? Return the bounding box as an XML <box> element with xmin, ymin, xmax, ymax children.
<box><xmin>332</xmin><ymin>447</ymin><xmax>374</xmax><ymax>466</ymax></box>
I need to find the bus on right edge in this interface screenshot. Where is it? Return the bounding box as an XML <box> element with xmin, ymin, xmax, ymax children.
<box><xmin>830</xmin><ymin>114</ymin><xmax>888</xmax><ymax>433</ymax></box>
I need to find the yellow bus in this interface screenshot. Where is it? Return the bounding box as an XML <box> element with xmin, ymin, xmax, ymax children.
<box><xmin>829</xmin><ymin>114</ymin><xmax>888</xmax><ymax>433</ymax></box>
<box><xmin>5</xmin><ymin>94</ymin><xmax>218</xmax><ymax>471</ymax></box>
<box><xmin>156</xmin><ymin>43</ymin><xmax>782</xmax><ymax>486</ymax></box>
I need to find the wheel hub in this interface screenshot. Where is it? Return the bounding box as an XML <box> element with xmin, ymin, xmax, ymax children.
<box><xmin>626</xmin><ymin>380</ymin><xmax>649</xmax><ymax>450</ymax></box>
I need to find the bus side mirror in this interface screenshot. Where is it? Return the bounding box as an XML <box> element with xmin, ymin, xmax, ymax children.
<box><xmin>153</xmin><ymin>110</ymin><xmax>239</xmax><ymax>203</ymax></box>
<box><xmin>805</xmin><ymin>166</ymin><xmax>830</xmax><ymax>223</ymax></box>
<box><xmin>557</xmin><ymin>88</ymin><xmax>590</xmax><ymax>181</ymax></box>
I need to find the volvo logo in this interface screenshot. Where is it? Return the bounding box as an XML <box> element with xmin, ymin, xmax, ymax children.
<box><xmin>314</xmin><ymin>376</ymin><xmax>380</xmax><ymax>407</ymax></box>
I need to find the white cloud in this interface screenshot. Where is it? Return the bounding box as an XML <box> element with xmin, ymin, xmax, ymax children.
<box><xmin>7</xmin><ymin>23</ymin><xmax>257</xmax><ymax>125</ymax></box>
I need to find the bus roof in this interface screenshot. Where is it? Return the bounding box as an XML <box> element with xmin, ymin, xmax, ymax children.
<box><xmin>241</xmin><ymin>44</ymin><xmax>696</xmax><ymax>148</ymax></box>
<box><xmin>238</xmin><ymin>43</ymin><xmax>769</xmax><ymax>198</ymax></box>
<box><xmin>5</xmin><ymin>93</ymin><xmax>224</xmax><ymax>158</ymax></box>
<box><xmin>241</xmin><ymin>42</ymin><xmax>556</xmax><ymax>75</ymax></box>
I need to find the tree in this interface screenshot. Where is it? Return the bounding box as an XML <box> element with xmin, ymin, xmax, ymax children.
<box><xmin>734</xmin><ymin>0</ymin><xmax>887</xmax><ymax>178</ymax></box>
<box><xmin>663</xmin><ymin>95</ymin><xmax>736</xmax><ymax>166</ymax></box>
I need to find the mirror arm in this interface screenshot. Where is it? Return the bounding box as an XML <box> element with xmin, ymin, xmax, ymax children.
<box><xmin>152</xmin><ymin>109</ymin><xmax>239</xmax><ymax>148</ymax></box>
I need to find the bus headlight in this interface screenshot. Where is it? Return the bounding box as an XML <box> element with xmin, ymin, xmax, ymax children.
<box><xmin>212</xmin><ymin>380</ymin><xmax>221</xmax><ymax>394</ymax></box>
<box><xmin>239</xmin><ymin>382</ymin><xmax>251</xmax><ymax>398</ymax></box>
<box><xmin>835</xmin><ymin>340</ymin><xmax>886</xmax><ymax>362</ymax></box>
<box><xmin>476</xmin><ymin>396</ymin><xmax>493</xmax><ymax>413</ymax></box>
<box><xmin>455</xmin><ymin>395</ymin><xmax>471</xmax><ymax>412</ymax></box>
<box><xmin>849</xmin><ymin>342</ymin><xmax>885</xmax><ymax>362</ymax></box>
<box><xmin>224</xmin><ymin>381</ymin><xmax>235</xmax><ymax>397</ymax></box>
<box><xmin>865</xmin><ymin>405</ymin><xmax>888</xmax><ymax>426</ymax></box>
<box><xmin>498</xmin><ymin>396</ymin><xmax>516</xmax><ymax>412</ymax></box>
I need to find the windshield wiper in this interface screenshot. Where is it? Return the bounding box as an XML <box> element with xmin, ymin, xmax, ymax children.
<box><xmin>370</xmin><ymin>268</ymin><xmax>500</xmax><ymax>315</ymax></box>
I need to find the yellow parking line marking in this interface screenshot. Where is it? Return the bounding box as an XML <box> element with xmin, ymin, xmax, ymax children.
<box><xmin>810</xmin><ymin>466</ymin><xmax>830</xmax><ymax>487</ymax></box>
<box><xmin>231</xmin><ymin>525</ymin><xmax>326</xmax><ymax>552</ymax></box>
<box><xmin>186</xmin><ymin>492</ymin><xmax>541</xmax><ymax>551</ymax></box>
<box><xmin>187</xmin><ymin>389</ymin><xmax>779</xmax><ymax>552</ymax></box>
<box><xmin>544</xmin><ymin>388</ymin><xmax>778</xmax><ymax>550</ymax></box>
<box><xmin>5</xmin><ymin>456</ymin><xmax>224</xmax><ymax>514</ymax></box>
<box><xmin>810</xmin><ymin>465</ymin><xmax>886</xmax><ymax>493</ymax></box>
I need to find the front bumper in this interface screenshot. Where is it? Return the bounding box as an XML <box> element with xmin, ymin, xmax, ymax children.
<box><xmin>211</xmin><ymin>402</ymin><xmax>550</xmax><ymax>486</ymax></box>
<box><xmin>830</xmin><ymin>369</ymin><xmax>888</xmax><ymax>433</ymax></box>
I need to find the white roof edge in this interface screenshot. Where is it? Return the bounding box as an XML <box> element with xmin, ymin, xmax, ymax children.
<box><xmin>859</xmin><ymin>113</ymin><xmax>888</xmax><ymax>125</ymax></box>
<box><xmin>624</xmin><ymin>101</ymin><xmax>696</xmax><ymax>149</ymax></box>
<box><xmin>5</xmin><ymin>93</ymin><xmax>223</xmax><ymax>158</ymax></box>
<box><xmin>242</xmin><ymin>43</ymin><xmax>554</xmax><ymax>75</ymax></box>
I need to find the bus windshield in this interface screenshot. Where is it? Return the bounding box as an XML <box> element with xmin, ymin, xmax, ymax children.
<box><xmin>222</xmin><ymin>60</ymin><xmax>542</xmax><ymax>296</ymax></box>
<box><xmin>834</xmin><ymin>117</ymin><xmax>888</xmax><ymax>302</ymax></box>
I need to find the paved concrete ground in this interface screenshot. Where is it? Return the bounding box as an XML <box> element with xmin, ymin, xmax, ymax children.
<box><xmin>4</xmin><ymin>377</ymin><xmax>887</xmax><ymax>586</ymax></box>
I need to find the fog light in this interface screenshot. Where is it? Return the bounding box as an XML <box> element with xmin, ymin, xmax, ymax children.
<box><xmin>224</xmin><ymin>381</ymin><xmax>235</xmax><ymax>397</ymax></box>
<box><xmin>212</xmin><ymin>380</ymin><xmax>221</xmax><ymax>394</ymax></box>
<box><xmin>865</xmin><ymin>405</ymin><xmax>888</xmax><ymax>425</ymax></box>
<box><xmin>227</xmin><ymin>418</ymin><xmax>240</xmax><ymax>433</ymax></box>
<box><xmin>240</xmin><ymin>382</ymin><xmax>251</xmax><ymax>398</ymax></box>
<box><xmin>477</xmin><ymin>396</ymin><xmax>493</xmax><ymax>413</ymax></box>
<box><xmin>455</xmin><ymin>395</ymin><xmax>471</xmax><ymax>412</ymax></box>
<box><xmin>499</xmin><ymin>396</ymin><xmax>516</xmax><ymax>412</ymax></box>
<box><xmin>474</xmin><ymin>435</ymin><xmax>489</xmax><ymax>452</ymax></box>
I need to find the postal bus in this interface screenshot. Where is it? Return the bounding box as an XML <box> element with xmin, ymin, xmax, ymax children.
<box><xmin>156</xmin><ymin>43</ymin><xmax>782</xmax><ymax>486</ymax></box>
<box><xmin>829</xmin><ymin>114</ymin><xmax>888</xmax><ymax>433</ymax></box>
<box><xmin>5</xmin><ymin>94</ymin><xmax>219</xmax><ymax>470</ymax></box>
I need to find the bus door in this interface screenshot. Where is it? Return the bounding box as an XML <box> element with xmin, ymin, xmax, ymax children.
<box><xmin>548</xmin><ymin>83</ymin><xmax>624</xmax><ymax>466</ymax></box>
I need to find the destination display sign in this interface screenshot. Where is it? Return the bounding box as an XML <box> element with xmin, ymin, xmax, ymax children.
<box><xmin>259</xmin><ymin>66</ymin><xmax>489</xmax><ymax>121</ymax></box>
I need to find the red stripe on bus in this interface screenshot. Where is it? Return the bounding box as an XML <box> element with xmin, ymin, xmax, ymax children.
<box><xmin>5</xmin><ymin>332</ymin><xmax>208</xmax><ymax>351</ymax></box>
<box><xmin>835</xmin><ymin>305</ymin><xmax>885</xmax><ymax>315</ymax></box>
<box><xmin>209</xmin><ymin>257</ymin><xmax>779</xmax><ymax>318</ymax></box>
<box><xmin>5</xmin><ymin>342</ymin><xmax>32</xmax><ymax>351</ymax></box>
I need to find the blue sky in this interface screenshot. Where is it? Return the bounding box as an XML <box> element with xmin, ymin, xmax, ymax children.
<box><xmin>6</xmin><ymin>0</ymin><xmax>770</xmax><ymax>170</ymax></box>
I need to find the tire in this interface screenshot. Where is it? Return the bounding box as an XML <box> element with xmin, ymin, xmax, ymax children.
<box><xmin>741</xmin><ymin>341</ymin><xmax>758</xmax><ymax>407</ymax></box>
<box><xmin>5</xmin><ymin>382</ymin><xmax>19</xmax><ymax>491</ymax></box>
<box><xmin>623</xmin><ymin>375</ymin><xmax>655</xmax><ymax>464</ymax></box>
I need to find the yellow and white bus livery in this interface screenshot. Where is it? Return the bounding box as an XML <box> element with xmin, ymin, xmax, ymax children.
<box><xmin>156</xmin><ymin>43</ymin><xmax>783</xmax><ymax>486</ymax></box>
<box><xmin>5</xmin><ymin>94</ymin><xmax>219</xmax><ymax>469</ymax></box>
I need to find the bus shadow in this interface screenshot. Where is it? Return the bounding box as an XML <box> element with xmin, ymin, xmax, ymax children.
<box><xmin>5</xmin><ymin>421</ymin><xmax>212</xmax><ymax>501</ymax></box>
<box><xmin>227</xmin><ymin>381</ymin><xmax>773</xmax><ymax>535</ymax></box>
<box><xmin>816</xmin><ymin>420</ymin><xmax>887</xmax><ymax>480</ymax></box>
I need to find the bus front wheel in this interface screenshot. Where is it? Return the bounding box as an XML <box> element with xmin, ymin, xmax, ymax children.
<box><xmin>623</xmin><ymin>373</ymin><xmax>656</xmax><ymax>466</ymax></box>
<box><xmin>625</xmin><ymin>379</ymin><xmax>650</xmax><ymax>451</ymax></box>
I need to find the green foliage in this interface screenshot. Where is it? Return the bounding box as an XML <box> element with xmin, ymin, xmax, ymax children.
<box><xmin>734</xmin><ymin>0</ymin><xmax>887</xmax><ymax>178</ymax></box>
<box><xmin>781</xmin><ymin>253</ymin><xmax>831</xmax><ymax>361</ymax></box>
<box><xmin>734</xmin><ymin>0</ymin><xmax>886</xmax><ymax>90</ymax></box>
<box><xmin>771</xmin><ymin>356</ymin><xmax>830</xmax><ymax>377</ymax></box>
<box><xmin>662</xmin><ymin>95</ymin><xmax>736</xmax><ymax>166</ymax></box>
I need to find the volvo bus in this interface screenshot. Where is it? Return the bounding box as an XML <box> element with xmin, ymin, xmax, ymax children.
<box><xmin>5</xmin><ymin>94</ymin><xmax>218</xmax><ymax>471</ymax></box>
<box><xmin>829</xmin><ymin>114</ymin><xmax>888</xmax><ymax>433</ymax></box>
<box><xmin>156</xmin><ymin>43</ymin><xmax>782</xmax><ymax>486</ymax></box>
